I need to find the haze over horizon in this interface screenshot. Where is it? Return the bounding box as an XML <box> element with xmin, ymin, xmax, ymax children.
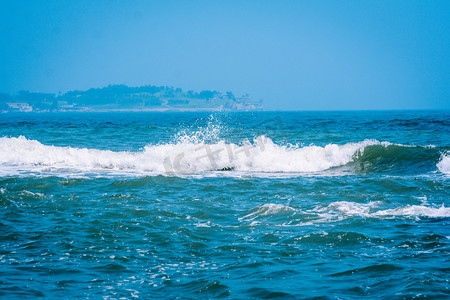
<box><xmin>1</xmin><ymin>0</ymin><xmax>449</xmax><ymax>110</ymax></box>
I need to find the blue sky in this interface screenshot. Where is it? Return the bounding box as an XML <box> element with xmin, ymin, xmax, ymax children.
<box><xmin>1</xmin><ymin>0</ymin><xmax>449</xmax><ymax>110</ymax></box>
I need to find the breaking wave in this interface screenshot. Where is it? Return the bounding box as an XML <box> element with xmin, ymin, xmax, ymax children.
<box><xmin>0</xmin><ymin>136</ymin><xmax>445</xmax><ymax>176</ymax></box>
<box><xmin>437</xmin><ymin>154</ymin><xmax>450</xmax><ymax>174</ymax></box>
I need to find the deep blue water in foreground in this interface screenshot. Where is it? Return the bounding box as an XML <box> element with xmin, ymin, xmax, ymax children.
<box><xmin>0</xmin><ymin>111</ymin><xmax>449</xmax><ymax>299</ymax></box>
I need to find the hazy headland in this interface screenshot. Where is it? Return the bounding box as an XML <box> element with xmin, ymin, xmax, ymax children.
<box><xmin>0</xmin><ymin>84</ymin><xmax>263</xmax><ymax>113</ymax></box>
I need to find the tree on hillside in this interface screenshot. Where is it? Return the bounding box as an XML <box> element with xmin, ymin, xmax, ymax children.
<box><xmin>198</xmin><ymin>90</ymin><xmax>219</xmax><ymax>100</ymax></box>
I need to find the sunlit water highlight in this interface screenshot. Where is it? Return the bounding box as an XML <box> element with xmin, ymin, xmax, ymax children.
<box><xmin>0</xmin><ymin>111</ymin><xmax>449</xmax><ymax>298</ymax></box>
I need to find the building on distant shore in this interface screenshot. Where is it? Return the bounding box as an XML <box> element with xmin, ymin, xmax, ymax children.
<box><xmin>6</xmin><ymin>103</ymin><xmax>33</xmax><ymax>112</ymax></box>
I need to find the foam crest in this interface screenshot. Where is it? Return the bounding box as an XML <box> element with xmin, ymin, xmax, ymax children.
<box><xmin>0</xmin><ymin>136</ymin><xmax>144</xmax><ymax>173</ymax></box>
<box><xmin>239</xmin><ymin>203</ymin><xmax>295</xmax><ymax>221</ymax></box>
<box><xmin>374</xmin><ymin>204</ymin><xmax>450</xmax><ymax>218</ymax></box>
<box><xmin>315</xmin><ymin>201</ymin><xmax>450</xmax><ymax>220</ymax></box>
<box><xmin>317</xmin><ymin>201</ymin><xmax>382</xmax><ymax>218</ymax></box>
<box><xmin>437</xmin><ymin>154</ymin><xmax>450</xmax><ymax>174</ymax></box>
<box><xmin>159</xmin><ymin>138</ymin><xmax>384</xmax><ymax>174</ymax></box>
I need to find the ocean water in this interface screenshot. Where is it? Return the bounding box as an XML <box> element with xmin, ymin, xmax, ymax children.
<box><xmin>0</xmin><ymin>111</ymin><xmax>449</xmax><ymax>299</ymax></box>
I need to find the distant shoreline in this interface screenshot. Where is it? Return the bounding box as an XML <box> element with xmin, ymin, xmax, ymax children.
<box><xmin>0</xmin><ymin>84</ymin><xmax>263</xmax><ymax>113</ymax></box>
<box><xmin>0</xmin><ymin>107</ymin><xmax>264</xmax><ymax>113</ymax></box>
<box><xmin>2</xmin><ymin>108</ymin><xmax>448</xmax><ymax>114</ymax></box>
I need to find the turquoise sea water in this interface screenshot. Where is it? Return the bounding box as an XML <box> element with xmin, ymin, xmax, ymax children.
<box><xmin>0</xmin><ymin>111</ymin><xmax>449</xmax><ymax>299</ymax></box>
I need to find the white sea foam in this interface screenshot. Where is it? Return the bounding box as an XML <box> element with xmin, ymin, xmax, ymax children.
<box><xmin>239</xmin><ymin>203</ymin><xmax>295</xmax><ymax>221</ymax></box>
<box><xmin>374</xmin><ymin>204</ymin><xmax>450</xmax><ymax>218</ymax></box>
<box><xmin>315</xmin><ymin>201</ymin><xmax>382</xmax><ymax>218</ymax></box>
<box><xmin>437</xmin><ymin>154</ymin><xmax>450</xmax><ymax>174</ymax></box>
<box><xmin>314</xmin><ymin>201</ymin><xmax>450</xmax><ymax>220</ymax></box>
<box><xmin>0</xmin><ymin>136</ymin><xmax>387</xmax><ymax>176</ymax></box>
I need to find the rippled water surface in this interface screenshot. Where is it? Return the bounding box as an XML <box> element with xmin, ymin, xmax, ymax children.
<box><xmin>0</xmin><ymin>111</ymin><xmax>449</xmax><ymax>298</ymax></box>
